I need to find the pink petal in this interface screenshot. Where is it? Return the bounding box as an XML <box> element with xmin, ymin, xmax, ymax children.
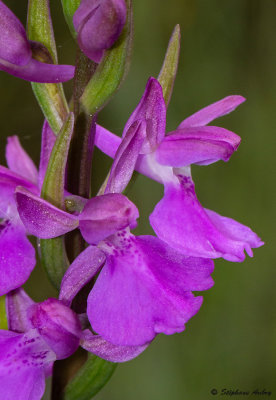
<box><xmin>38</xmin><ymin>121</ymin><xmax>56</xmax><ymax>190</ymax></box>
<box><xmin>150</xmin><ymin>177</ymin><xmax>264</xmax><ymax>262</ymax></box>
<box><xmin>81</xmin><ymin>329</ymin><xmax>148</xmax><ymax>362</ymax></box>
<box><xmin>95</xmin><ymin>124</ymin><xmax>121</xmax><ymax>158</ymax></box>
<box><xmin>0</xmin><ymin>366</ymin><xmax>45</xmax><ymax>400</ymax></box>
<box><xmin>59</xmin><ymin>246</ymin><xmax>106</xmax><ymax>307</ymax></box>
<box><xmin>122</xmin><ymin>77</ymin><xmax>166</xmax><ymax>153</ymax></box>
<box><xmin>0</xmin><ymin>58</ymin><xmax>75</xmax><ymax>83</ymax></box>
<box><xmin>6</xmin><ymin>289</ymin><xmax>35</xmax><ymax>333</ymax></box>
<box><xmin>179</xmin><ymin>95</ymin><xmax>246</xmax><ymax>128</ymax></box>
<box><xmin>87</xmin><ymin>232</ymin><xmax>206</xmax><ymax>346</ymax></box>
<box><xmin>156</xmin><ymin>126</ymin><xmax>241</xmax><ymax>167</ymax></box>
<box><xmin>0</xmin><ymin>1</ymin><xmax>31</xmax><ymax>66</ymax></box>
<box><xmin>105</xmin><ymin>120</ymin><xmax>146</xmax><ymax>193</ymax></box>
<box><xmin>15</xmin><ymin>187</ymin><xmax>79</xmax><ymax>239</ymax></box>
<box><xmin>0</xmin><ymin>222</ymin><xmax>35</xmax><ymax>296</ymax></box>
<box><xmin>6</xmin><ymin>136</ymin><xmax>38</xmax><ymax>185</ymax></box>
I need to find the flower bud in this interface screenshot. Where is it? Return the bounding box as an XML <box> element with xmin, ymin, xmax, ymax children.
<box><xmin>73</xmin><ymin>0</ymin><xmax>126</xmax><ymax>63</ymax></box>
<box><xmin>28</xmin><ymin>298</ymin><xmax>81</xmax><ymax>359</ymax></box>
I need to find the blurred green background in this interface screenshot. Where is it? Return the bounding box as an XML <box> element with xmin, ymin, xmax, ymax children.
<box><xmin>1</xmin><ymin>0</ymin><xmax>275</xmax><ymax>399</ymax></box>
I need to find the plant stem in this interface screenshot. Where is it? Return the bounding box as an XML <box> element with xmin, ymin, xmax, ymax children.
<box><xmin>51</xmin><ymin>50</ymin><xmax>97</xmax><ymax>400</ymax></box>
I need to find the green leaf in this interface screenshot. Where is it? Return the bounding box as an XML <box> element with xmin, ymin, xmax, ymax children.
<box><xmin>0</xmin><ymin>296</ymin><xmax>8</xmax><ymax>330</ymax></box>
<box><xmin>81</xmin><ymin>0</ymin><xmax>133</xmax><ymax>115</ymax></box>
<box><xmin>40</xmin><ymin>113</ymin><xmax>74</xmax><ymax>289</ymax></box>
<box><xmin>27</xmin><ymin>0</ymin><xmax>69</xmax><ymax>134</ymax></box>
<box><xmin>61</xmin><ymin>0</ymin><xmax>80</xmax><ymax>38</ymax></box>
<box><xmin>64</xmin><ymin>354</ymin><xmax>117</xmax><ymax>400</ymax></box>
<box><xmin>158</xmin><ymin>24</ymin><xmax>181</xmax><ymax>108</ymax></box>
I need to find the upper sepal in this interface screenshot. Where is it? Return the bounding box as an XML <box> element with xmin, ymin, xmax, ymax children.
<box><xmin>178</xmin><ymin>95</ymin><xmax>246</xmax><ymax>128</ymax></box>
<box><xmin>122</xmin><ymin>77</ymin><xmax>166</xmax><ymax>154</ymax></box>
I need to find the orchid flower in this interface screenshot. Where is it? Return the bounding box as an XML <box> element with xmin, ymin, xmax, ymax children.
<box><xmin>1</xmin><ymin>290</ymin><xmax>81</xmax><ymax>400</ymax></box>
<box><xmin>94</xmin><ymin>77</ymin><xmax>264</xmax><ymax>262</ymax></box>
<box><xmin>1</xmin><ymin>287</ymin><xmax>147</xmax><ymax>400</ymax></box>
<box><xmin>16</xmin><ymin>121</ymin><xmax>214</xmax><ymax>347</ymax></box>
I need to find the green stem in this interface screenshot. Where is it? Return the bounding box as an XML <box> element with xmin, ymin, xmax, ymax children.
<box><xmin>66</xmin><ymin>51</ymin><xmax>97</xmax><ymax>262</ymax></box>
<box><xmin>51</xmin><ymin>51</ymin><xmax>97</xmax><ymax>400</ymax></box>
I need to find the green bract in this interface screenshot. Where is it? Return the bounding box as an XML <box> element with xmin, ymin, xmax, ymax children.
<box><xmin>40</xmin><ymin>113</ymin><xmax>74</xmax><ymax>289</ymax></box>
<box><xmin>27</xmin><ymin>0</ymin><xmax>69</xmax><ymax>134</ymax></box>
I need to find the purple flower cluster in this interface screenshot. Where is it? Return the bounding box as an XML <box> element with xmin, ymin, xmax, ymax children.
<box><xmin>0</xmin><ymin>0</ymin><xmax>264</xmax><ymax>398</ymax></box>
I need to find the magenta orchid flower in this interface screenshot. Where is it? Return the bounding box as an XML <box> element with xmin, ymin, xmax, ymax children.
<box><xmin>94</xmin><ymin>77</ymin><xmax>264</xmax><ymax>262</ymax></box>
<box><xmin>1</xmin><ymin>290</ymin><xmax>81</xmax><ymax>400</ymax></box>
<box><xmin>0</xmin><ymin>0</ymin><xmax>74</xmax><ymax>82</ymax></box>
<box><xmin>16</xmin><ymin>122</ymin><xmax>214</xmax><ymax>347</ymax></box>
<box><xmin>73</xmin><ymin>0</ymin><xmax>126</xmax><ymax>63</ymax></box>
<box><xmin>1</xmin><ymin>287</ymin><xmax>147</xmax><ymax>399</ymax></box>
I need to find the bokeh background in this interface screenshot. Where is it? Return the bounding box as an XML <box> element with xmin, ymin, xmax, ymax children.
<box><xmin>1</xmin><ymin>0</ymin><xmax>275</xmax><ymax>399</ymax></box>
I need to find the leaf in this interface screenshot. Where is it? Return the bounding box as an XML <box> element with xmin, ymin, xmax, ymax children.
<box><xmin>81</xmin><ymin>0</ymin><xmax>133</xmax><ymax>115</ymax></box>
<box><xmin>64</xmin><ymin>354</ymin><xmax>117</xmax><ymax>400</ymax></box>
<box><xmin>40</xmin><ymin>113</ymin><xmax>74</xmax><ymax>289</ymax></box>
<box><xmin>0</xmin><ymin>296</ymin><xmax>8</xmax><ymax>330</ymax></box>
<box><xmin>27</xmin><ymin>0</ymin><xmax>69</xmax><ymax>134</ymax></box>
<box><xmin>61</xmin><ymin>0</ymin><xmax>81</xmax><ymax>38</ymax></box>
<box><xmin>158</xmin><ymin>24</ymin><xmax>181</xmax><ymax>108</ymax></box>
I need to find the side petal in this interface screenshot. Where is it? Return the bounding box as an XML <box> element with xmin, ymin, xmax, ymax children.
<box><xmin>156</xmin><ymin>126</ymin><xmax>241</xmax><ymax>167</ymax></box>
<box><xmin>94</xmin><ymin>124</ymin><xmax>172</xmax><ymax>184</ymax></box>
<box><xmin>81</xmin><ymin>329</ymin><xmax>148</xmax><ymax>363</ymax></box>
<box><xmin>0</xmin><ymin>0</ymin><xmax>31</xmax><ymax>66</ymax></box>
<box><xmin>38</xmin><ymin>121</ymin><xmax>56</xmax><ymax>190</ymax></box>
<box><xmin>6</xmin><ymin>136</ymin><xmax>38</xmax><ymax>185</ymax></box>
<box><xmin>0</xmin><ymin>222</ymin><xmax>35</xmax><ymax>296</ymax></box>
<box><xmin>0</xmin><ymin>58</ymin><xmax>75</xmax><ymax>83</ymax></box>
<box><xmin>105</xmin><ymin>120</ymin><xmax>146</xmax><ymax>194</ymax></box>
<box><xmin>0</xmin><ymin>167</ymin><xmax>38</xmax><ymax>220</ymax></box>
<box><xmin>79</xmin><ymin>193</ymin><xmax>139</xmax><ymax>244</ymax></box>
<box><xmin>150</xmin><ymin>177</ymin><xmax>263</xmax><ymax>262</ymax></box>
<box><xmin>59</xmin><ymin>246</ymin><xmax>106</xmax><ymax>307</ymax></box>
<box><xmin>88</xmin><ymin>232</ymin><xmax>205</xmax><ymax>346</ymax></box>
<box><xmin>95</xmin><ymin>124</ymin><xmax>121</xmax><ymax>158</ymax></box>
<box><xmin>122</xmin><ymin>77</ymin><xmax>166</xmax><ymax>153</ymax></box>
<box><xmin>179</xmin><ymin>95</ymin><xmax>246</xmax><ymax>128</ymax></box>
<box><xmin>15</xmin><ymin>187</ymin><xmax>79</xmax><ymax>239</ymax></box>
